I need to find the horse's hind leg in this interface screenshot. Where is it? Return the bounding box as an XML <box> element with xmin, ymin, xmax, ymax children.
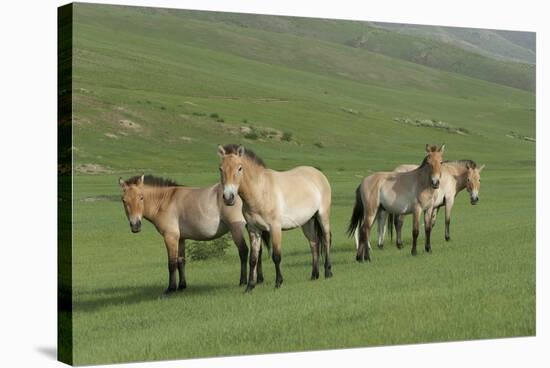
<box><xmin>301</xmin><ymin>220</ymin><xmax>319</xmax><ymax>280</ymax></box>
<box><xmin>177</xmin><ymin>238</ymin><xmax>187</xmax><ymax>290</ymax></box>
<box><xmin>271</xmin><ymin>225</ymin><xmax>284</xmax><ymax>288</ymax></box>
<box><xmin>376</xmin><ymin>209</ymin><xmax>388</xmax><ymax>249</ymax></box>
<box><xmin>257</xmin><ymin>243</ymin><xmax>264</xmax><ymax>283</ymax></box>
<box><xmin>317</xmin><ymin>212</ymin><xmax>333</xmax><ymax>278</ymax></box>
<box><xmin>230</xmin><ymin>222</ymin><xmax>249</xmax><ymax>286</ymax></box>
<box><xmin>395</xmin><ymin>215</ymin><xmax>404</xmax><ymax>249</ymax></box>
<box><xmin>357</xmin><ymin>211</ymin><xmax>376</xmax><ymax>262</ymax></box>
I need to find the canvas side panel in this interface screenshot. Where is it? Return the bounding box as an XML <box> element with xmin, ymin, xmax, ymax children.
<box><xmin>58</xmin><ymin>3</ymin><xmax>73</xmax><ymax>366</ymax></box>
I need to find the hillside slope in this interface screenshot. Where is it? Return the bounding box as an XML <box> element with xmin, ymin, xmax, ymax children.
<box><xmin>147</xmin><ymin>8</ymin><xmax>536</xmax><ymax>92</ymax></box>
<box><xmin>370</xmin><ymin>22</ymin><xmax>536</xmax><ymax>64</ymax></box>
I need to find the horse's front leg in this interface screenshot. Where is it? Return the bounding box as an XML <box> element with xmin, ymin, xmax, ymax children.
<box><xmin>163</xmin><ymin>232</ymin><xmax>180</xmax><ymax>294</ymax></box>
<box><xmin>177</xmin><ymin>238</ymin><xmax>187</xmax><ymax>290</ymax></box>
<box><xmin>424</xmin><ymin>208</ymin><xmax>433</xmax><ymax>253</ymax></box>
<box><xmin>230</xmin><ymin>222</ymin><xmax>249</xmax><ymax>286</ymax></box>
<box><xmin>245</xmin><ymin>230</ymin><xmax>262</xmax><ymax>292</ymax></box>
<box><xmin>271</xmin><ymin>225</ymin><xmax>283</xmax><ymax>288</ymax></box>
<box><xmin>411</xmin><ymin>207</ymin><xmax>421</xmax><ymax>256</ymax></box>
<box><xmin>444</xmin><ymin>197</ymin><xmax>455</xmax><ymax>241</ymax></box>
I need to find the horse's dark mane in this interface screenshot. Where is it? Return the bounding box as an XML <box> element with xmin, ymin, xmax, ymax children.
<box><xmin>125</xmin><ymin>174</ymin><xmax>182</xmax><ymax>187</ymax></box>
<box><xmin>444</xmin><ymin>159</ymin><xmax>478</xmax><ymax>168</ymax></box>
<box><xmin>223</xmin><ymin>144</ymin><xmax>266</xmax><ymax>167</ymax></box>
<box><xmin>418</xmin><ymin>156</ymin><xmax>429</xmax><ymax>168</ymax></box>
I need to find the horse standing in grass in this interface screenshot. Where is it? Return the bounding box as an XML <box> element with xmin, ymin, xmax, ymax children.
<box><xmin>217</xmin><ymin>144</ymin><xmax>333</xmax><ymax>292</ymax></box>
<box><xmin>348</xmin><ymin>144</ymin><xmax>445</xmax><ymax>261</ymax></box>
<box><xmin>119</xmin><ymin>174</ymin><xmax>264</xmax><ymax>294</ymax></box>
<box><xmin>388</xmin><ymin>160</ymin><xmax>485</xmax><ymax>246</ymax></box>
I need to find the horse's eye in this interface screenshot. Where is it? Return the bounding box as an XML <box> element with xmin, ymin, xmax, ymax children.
<box><xmin>140</xmin><ymin>196</ymin><xmax>144</xmax><ymax>201</ymax></box>
<box><xmin>218</xmin><ymin>167</ymin><xmax>222</xmax><ymax>172</ymax></box>
<box><xmin>238</xmin><ymin>166</ymin><xmax>243</xmax><ymax>172</ymax></box>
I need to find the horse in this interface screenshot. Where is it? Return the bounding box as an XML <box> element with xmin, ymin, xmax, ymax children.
<box><xmin>118</xmin><ymin>174</ymin><xmax>264</xmax><ymax>294</ymax></box>
<box><xmin>217</xmin><ymin>144</ymin><xmax>332</xmax><ymax>292</ymax></box>
<box><xmin>348</xmin><ymin>144</ymin><xmax>445</xmax><ymax>261</ymax></box>
<box><xmin>387</xmin><ymin>160</ymin><xmax>485</xmax><ymax>247</ymax></box>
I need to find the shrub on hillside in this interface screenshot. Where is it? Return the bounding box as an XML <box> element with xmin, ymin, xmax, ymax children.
<box><xmin>186</xmin><ymin>235</ymin><xmax>232</xmax><ymax>261</ymax></box>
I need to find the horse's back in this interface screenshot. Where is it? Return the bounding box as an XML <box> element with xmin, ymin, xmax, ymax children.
<box><xmin>394</xmin><ymin>164</ymin><xmax>418</xmax><ymax>173</ymax></box>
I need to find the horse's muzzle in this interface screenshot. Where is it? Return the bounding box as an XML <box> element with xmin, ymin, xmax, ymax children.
<box><xmin>471</xmin><ymin>197</ymin><xmax>479</xmax><ymax>205</ymax></box>
<box><xmin>130</xmin><ymin>220</ymin><xmax>142</xmax><ymax>233</ymax></box>
<box><xmin>431</xmin><ymin>182</ymin><xmax>440</xmax><ymax>189</ymax></box>
<box><xmin>223</xmin><ymin>193</ymin><xmax>236</xmax><ymax>206</ymax></box>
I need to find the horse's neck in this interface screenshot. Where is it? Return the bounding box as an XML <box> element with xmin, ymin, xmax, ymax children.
<box><xmin>239</xmin><ymin>162</ymin><xmax>267</xmax><ymax>212</ymax></box>
<box><xmin>415</xmin><ymin>163</ymin><xmax>433</xmax><ymax>190</ymax></box>
<box><xmin>447</xmin><ymin>163</ymin><xmax>468</xmax><ymax>191</ymax></box>
<box><xmin>142</xmin><ymin>186</ymin><xmax>172</xmax><ymax>222</ymax></box>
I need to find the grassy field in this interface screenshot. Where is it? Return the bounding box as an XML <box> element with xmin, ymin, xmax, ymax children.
<box><xmin>68</xmin><ymin>4</ymin><xmax>535</xmax><ymax>365</ymax></box>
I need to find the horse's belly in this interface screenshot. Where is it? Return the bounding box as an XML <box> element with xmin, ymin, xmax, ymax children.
<box><xmin>381</xmin><ymin>192</ymin><xmax>414</xmax><ymax>214</ymax></box>
<box><xmin>280</xmin><ymin>206</ymin><xmax>316</xmax><ymax>230</ymax></box>
<box><xmin>180</xmin><ymin>218</ymin><xmax>227</xmax><ymax>241</ymax></box>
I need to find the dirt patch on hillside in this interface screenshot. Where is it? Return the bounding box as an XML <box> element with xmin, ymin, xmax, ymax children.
<box><xmin>104</xmin><ymin>133</ymin><xmax>118</xmax><ymax>139</ymax></box>
<box><xmin>119</xmin><ymin>119</ymin><xmax>142</xmax><ymax>131</ymax></box>
<box><xmin>75</xmin><ymin>163</ymin><xmax>113</xmax><ymax>174</ymax></box>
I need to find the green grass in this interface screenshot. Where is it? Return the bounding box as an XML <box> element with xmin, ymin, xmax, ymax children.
<box><xmin>69</xmin><ymin>4</ymin><xmax>535</xmax><ymax>365</ymax></box>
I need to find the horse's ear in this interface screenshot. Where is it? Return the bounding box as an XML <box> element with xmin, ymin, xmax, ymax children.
<box><xmin>425</xmin><ymin>144</ymin><xmax>431</xmax><ymax>153</ymax></box>
<box><xmin>479</xmin><ymin>164</ymin><xmax>486</xmax><ymax>172</ymax></box>
<box><xmin>237</xmin><ymin>145</ymin><xmax>245</xmax><ymax>157</ymax></box>
<box><xmin>118</xmin><ymin>177</ymin><xmax>126</xmax><ymax>189</ymax></box>
<box><xmin>217</xmin><ymin>145</ymin><xmax>226</xmax><ymax>158</ymax></box>
<box><xmin>439</xmin><ymin>144</ymin><xmax>445</xmax><ymax>153</ymax></box>
<box><xmin>137</xmin><ymin>174</ymin><xmax>145</xmax><ymax>186</ymax></box>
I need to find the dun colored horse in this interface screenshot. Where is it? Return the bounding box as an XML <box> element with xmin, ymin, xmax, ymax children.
<box><xmin>217</xmin><ymin>144</ymin><xmax>332</xmax><ymax>291</ymax></box>
<box><xmin>388</xmin><ymin>160</ymin><xmax>484</xmax><ymax>246</ymax></box>
<box><xmin>348</xmin><ymin>144</ymin><xmax>445</xmax><ymax>261</ymax></box>
<box><xmin>119</xmin><ymin>174</ymin><xmax>264</xmax><ymax>294</ymax></box>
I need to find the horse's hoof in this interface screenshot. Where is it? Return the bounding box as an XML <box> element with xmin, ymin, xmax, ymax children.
<box><xmin>311</xmin><ymin>273</ymin><xmax>319</xmax><ymax>280</ymax></box>
<box><xmin>178</xmin><ymin>283</ymin><xmax>187</xmax><ymax>290</ymax></box>
<box><xmin>325</xmin><ymin>270</ymin><xmax>333</xmax><ymax>278</ymax></box>
<box><xmin>445</xmin><ymin>235</ymin><xmax>451</xmax><ymax>242</ymax></box>
<box><xmin>396</xmin><ymin>242</ymin><xmax>403</xmax><ymax>249</ymax></box>
<box><xmin>245</xmin><ymin>284</ymin><xmax>255</xmax><ymax>293</ymax></box>
<box><xmin>411</xmin><ymin>250</ymin><xmax>417</xmax><ymax>256</ymax></box>
<box><xmin>257</xmin><ymin>274</ymin><xmax>264</xmax><ymax>284</ymax></box>
<box><xmin>275</xmin><ymin>278</ymin><xmax>283</xmax><ymax>288</ymax></box>
<box><xmin>377</xmin><ymin>243</ymin><xmax>384</xmax><ymax>249</ymax></box>
<box><xmin>239</xmin><ymin>280</ymin><xmax>246</xmax><ymax>286</ymax></box>
<box><xmin>163</xmin><ymin>287</ymin><xmax>177</xmax><ymax>296</ymax></box>
<box><xmin>425</xmin><ymin>247</ymin><xmax>432</xmax><ymax>253</ymax></box>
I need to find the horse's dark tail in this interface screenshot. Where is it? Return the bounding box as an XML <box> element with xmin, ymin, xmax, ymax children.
<box><xmin>261</xmin><ymin>231</ymin><xmax>271</xmax><ymax>251</ymax></box>
<box><xmin>347</xmin><ymin>185</ymin><xmax>364</xmax><ymax>238</ymax></box>
<box><xmin>313</xmin><ymin>213</ymin><xmax>329</xmax><ymax>263</ymax></box>
<box><xmin>387</xmin><ymin>213</ymin><xmax>394</xmax><ymax>242</ymax></box>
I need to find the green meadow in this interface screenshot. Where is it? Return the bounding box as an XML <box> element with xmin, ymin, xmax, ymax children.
<box><xmin>68</xmin><ymin>4</ymin><xmax>535</xmax><ymax>365</ymax></box>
